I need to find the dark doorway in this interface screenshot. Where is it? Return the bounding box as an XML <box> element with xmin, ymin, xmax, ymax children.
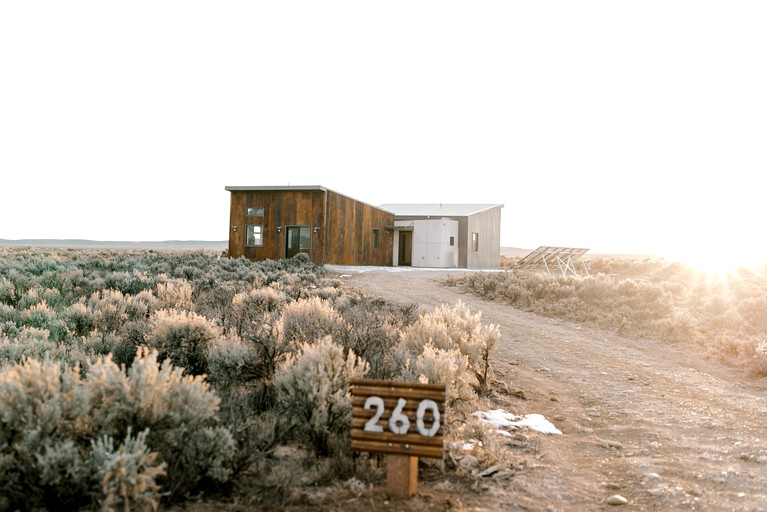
<box><xmin>398</xmin><ymin>231</ymin><xmax>412</xmax><ymax>266</ymax></box>
<box><xmin>285</xmin><ymin>226</ymin><xmax>312</xmax><ymax>259</ymax></box>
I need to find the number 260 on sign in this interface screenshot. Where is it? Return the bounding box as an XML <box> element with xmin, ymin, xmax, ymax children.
<box><xmin>363</xmin><ymin>396</ymin><xmax>441</xmax><ymax>437</ymax></box>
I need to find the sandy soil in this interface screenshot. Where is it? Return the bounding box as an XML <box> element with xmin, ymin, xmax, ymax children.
<box><xmin>316</xmin><ymin>267</ymin><xmax>767</xmax><ymax>512</ymax></box>
<box><xmin>183</xmin><ymin>267</ymin><xmax>767</xmax><ymax>511</ymax></box>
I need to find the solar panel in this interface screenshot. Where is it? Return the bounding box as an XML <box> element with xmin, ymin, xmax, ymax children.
<box><xmin>512</xmin><ymin>246</ymin><xmax>590</xmax><ymax>277</ymax></box>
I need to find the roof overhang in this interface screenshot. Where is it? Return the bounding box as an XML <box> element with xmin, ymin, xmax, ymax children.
<box><xmin>225</xmin><ymin>185</ymin><xmax>329</xmax><ymax>192</ymax></box>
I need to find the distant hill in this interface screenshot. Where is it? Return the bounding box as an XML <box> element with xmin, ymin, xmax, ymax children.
<box><xmin>0</xmin><ymin>239</ymin><xmax>228</xmax><ymax>251</ymax></box>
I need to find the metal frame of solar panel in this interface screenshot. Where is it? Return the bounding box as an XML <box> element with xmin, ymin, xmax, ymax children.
<box><xmin>512</xmin><ymin>246</ymin><xmax>590</xmax><ymax>277</ymax></box>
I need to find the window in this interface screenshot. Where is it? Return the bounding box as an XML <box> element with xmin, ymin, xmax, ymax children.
<box><xmin>247</xmin><ymin>207</ymin><xmax>264</xmax><ymax>217</ymax></box>
<box><xmin>373</xmin><ymin>228</ymin><xmax>380</xmax><ymax>249</ymax></box>
<box><xmin>449</xmin><ymin>236</ymin><xmax>455</xmax><ymax>247</ymax></box>
<box><xmin>472</xmin><ymin>232</ymin><xmax>479</xmax><ymax>252</ymax></box>
<box><xmin>246</xmin><ymin>224</ymin><xmax>263</xmax><ymax>246</ymax></box>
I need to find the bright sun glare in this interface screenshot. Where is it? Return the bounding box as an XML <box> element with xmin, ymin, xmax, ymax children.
<box><xmin>670</xmin><ymin>248</ymin><xmax>765</xmax><ymax>279</ymax></box>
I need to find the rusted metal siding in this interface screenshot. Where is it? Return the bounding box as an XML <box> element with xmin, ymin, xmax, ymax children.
<box><xmin>227</xmin><ymin>187</ymin><xmax>393</xmax><ymax>266</ymax></box>
<box><xmin>324</xmin><ymin>190</ymin><xmax>393</xmax><ymax>266</ymax></box>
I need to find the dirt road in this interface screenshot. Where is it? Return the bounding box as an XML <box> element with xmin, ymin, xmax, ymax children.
<box><xmin>334</xmin><ymin>267</ymin><xmax>767</xmax><ymax>512</ymax></box>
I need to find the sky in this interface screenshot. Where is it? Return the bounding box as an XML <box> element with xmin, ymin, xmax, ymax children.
<box><xmin>1</xmin><ymin>2</ymin><xmax>765</xmax><ymax>265</ymax></box>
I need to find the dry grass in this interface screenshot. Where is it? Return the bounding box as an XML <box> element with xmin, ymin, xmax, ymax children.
<box><xmin>450</xmin><ymin>255</ymin><xmax>767</xmax><ymax>377</ymax></box>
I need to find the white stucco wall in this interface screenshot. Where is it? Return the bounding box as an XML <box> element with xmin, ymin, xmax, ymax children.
<box><xmin>410</xmin><ymin>218</ymin><xmax>459</xmax><ymax>268</ymax></box>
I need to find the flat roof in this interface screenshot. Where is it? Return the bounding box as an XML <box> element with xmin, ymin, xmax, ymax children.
<box><xmin>378</xmin><ymin>204</ymin><xmax>503</xmax><ymax>217</ymax></box>
<box><xmin>225</xmin><ymin>185</ymin><xmax>329</xmax><ymax>192</ymax></box>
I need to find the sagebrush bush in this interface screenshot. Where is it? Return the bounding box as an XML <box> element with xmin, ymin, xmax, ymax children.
<box><xmin>334</xmin><ymin>293</ymin><xmax>419</xmax><ymax>379</ymax></box>
<box><xmin>397</xmin><ymin>342</ymin><xmax>478</xmax><ymax>424</ymax></box>
<box><xmin>468</xmin><ymin>256</ymin><xmax>767</xmax><ymax>376</ymax></box>
<box><xmin>0</xmin><ymin>277</ymin><xmax>15</xmax><ymax>305</ymax></box>
<box><xmin>145</xmin><ymin>309</ymin><xmax>222</xmax><ymax>375</ymax></box>
<box><xmin>92</xmin><ymin>427</ymin><xmax>166</xmax><ymax>512</ymax></box>
<box><xmin>274</xmin><ymin>336</ymin><xmax>368</xmax><ymax>457</ymax></box>
<box><xmin>0</xmin><ymin>326</ymin><xmax>91</xmax><ymax>368</ymax></box>
<box><xmin>155</xmin><ymin>278</ymin><xmax>194</xmax><ymax>311</ymax></box>
<box><xmin>61</xmin><ymin>300</ymin><xmax>97</xmax><ymax>337</ymax></box>
<box><xmin>398</xmin><ymin>301</ymin><xmax>499</xmax><ymax>394</ymax></box>
<box><xmin>277</xmin><ymin>296</ymin><xmax>349</xmax><ymax>350</ymax></box>
<box><xmin>206</xmin><ymin>334</ymin><xmax>260</xmax><ymax>386</ymax></box>
<box><xmin>88</xmin><ymin>289</ymin><xmax>130</xmax><ymax>334</ymax></box>
<box><xmin>0</xmin><ymin>347</ymin><xmax>235</xmax><ymax>510</ymax></box>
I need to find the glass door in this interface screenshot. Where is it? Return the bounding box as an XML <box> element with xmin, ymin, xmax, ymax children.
<box><xmin>285</xmin><ymin>226</ymin><xmax>312</xmax><ymax>259</ymax></box>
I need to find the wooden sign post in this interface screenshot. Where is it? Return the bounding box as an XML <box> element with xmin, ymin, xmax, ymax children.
<box><xmin>351</xmin><ymin>379</ymin><xmax>446</xmax><ymax>497</ymax></box>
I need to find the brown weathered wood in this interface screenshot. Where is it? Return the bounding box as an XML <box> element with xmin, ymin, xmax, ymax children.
<box><xmin>227</xmin><ymin>187</ymin><xmax>393</xmax><ymax>265</ymax></box>
<box><xmin>351</xmin><ymin>439</ymin><xmax>443</xmax><ymax>459</ymax></box>
<box><xmin>350</xmin><ymin>379</ymin><xmax>446</xmax><ymax>460</ymax></box>
<box><xmin>351</xmin><ymin>379</ymin><xmax>447</xmax><ymax>391</ymax></box>
<box><xmin>387</xmin><ymin>455</ymin><xmax>418</xmax><ymax>497</ymax></box>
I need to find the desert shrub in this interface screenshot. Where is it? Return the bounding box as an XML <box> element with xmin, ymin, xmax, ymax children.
<box><xmin>753</xmin><ymin>340</ymin><xmax>767</xmax><ymax>377</ymax></box>
<box><xmin>0</xmin><ymin>327</ymin><xmax>90</xmax><ymax>368</ymax></box>
<box><xmin>334</xmin><ymin>293</ymin><xmax>420</xmax><ymax>379</ymax></box>
<box><xmin>92</xmin><ymin>427</ymin><xmax>166</xmax><ymax>512</ymax></box>
<box><xmin>398</xmin><ymin>301</ymin><xmax>499</xmax><ymax>394</ymax></box>
<box><xmin>196</xmin><ymin>281</ymin><xmax>246</xmax><ymax>335</ymax></box>
<box><xmin>231</xmin><ymin>285</ymin><xmax>288</xmax><ymax>337</ymax></box>
<box><xmin>0</xmin><ymin>348</ymin><xmax>236</xmax><ymax>509</ymax></box>
<box><xmin>61</xmin><ymin>300</ymin><xmax>97</xmax><ymax>337</ymax></box>
<box><xmin>82</xmin><ymin>330</ymin><xmax>122</xmax><ymax>358</ymax></box>
<box><xmin>103</xmin><ymin>270</ymin><xmax>153</xmax><ymax>296</ymax></box>
<box><xmin>17</xmin><ymin>287</ymin><xmax>44</xmax><ymax>310</ymax></box>
<box><xmin>155</xmin><ymin>278</ymin><xmax>194</xmax><ymax>310</ymax></box>
<box><xmin>655</xmin><ymin>310</ymin><xmax>698</xmax><ymax>343</ymax></box>
<box><xmin>305</xmin><ymin>285</ymin><xmax>344</xmax><ymax>301</ymax></box>
<box><xmin>217</xmin><ymin>395</ymin><xmax>282</xmax><ymax>480</ymax></box>
<box><xmin>397</xmin><ymin>342</ymin><xmax>478</xmax><ymax>424</ymax></box>
<box><xmin>277</xmin><ymin>296</ymin><xmax>349</xmax><ymax>350</ymax></box>
<box><xmin>145</xmin><ymin>309</ymin><xmax>221</xmax><ymax>376</ymax></box>
<box><xmin>456</xmin><ymin>257</ymin><xmax>767</xmax><ymax>376</ymax></box>
<box><xmin>206</xmin><ymin>334</ymin><xmax>260</xmax><ymax>386</ymax></box>
<box><xmin>88</xmin><ymin>289</ymin><xmax>130</xmax><ymax>334</ymax></box>
<box><xmin>0</xmin><ymin>321</ymin><xmax>20</xmax><ymax>341</ymax></box>
<box><xmin>111</xmin><ymin>320</ymin><xmax>151</xmax><ymax>368</ymax></box>
<box><xmin>223</xmin><ymin>285</ymin><xmax>291</xmax><ymax>382</ymax></box>
<box><xmin>126</xmin><ymin>290</ymin><xmax>159</xmax><ymax>321</ymax></box>
<box><xmin>0</xmin><ymin>277</ymin><xmax>16</xmax><ymax>305</ymax></box>
<box><xmin>737</xmin><ymin>297</ymin><xmax>767</xmax><ymax>333</ymax></box>
<box><xmin>20</xmin><ymin>299</ymin><xmax>55</xmax><ymax>330</ymax></box>
<box><xmin>274</xmin><ymin>336</ymin><xmax>368</xmax><ymax>457</ymax></box>
<box><xmin>119</xmin><ymin>348</ymin><xmax>236</xmax><ymax>499</ymax></box>
<box><xmin>0</xmin><ymin>304</ymin><xmax>19</xmax><ymax>325</ymax></box>
<box><xmin>448</xmin><ymin>415</ymin><xmax>513</xmax><ymax>471</ymax></box>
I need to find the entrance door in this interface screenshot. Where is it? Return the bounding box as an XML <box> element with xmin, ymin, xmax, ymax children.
<box><xmin>398</xmin><ymin>231</ymin><xmax>412</xmax><ymax>266</ymax></box>
<box><xmin>285</xmin><ymin>226</ymin><xmax>312</xmax><ymax>259</ymax></box>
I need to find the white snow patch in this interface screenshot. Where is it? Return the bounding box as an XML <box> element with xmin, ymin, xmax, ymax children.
<box><xmin>474</xmin><ymin>409</ymin><xmax>562</xmax><ymax>435</ymax></box>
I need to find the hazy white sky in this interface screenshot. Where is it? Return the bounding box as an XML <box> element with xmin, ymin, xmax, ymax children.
<box><xmin>1</xmin><ymin>2</ymin><xmax>765</xmax><ymax>263</ymax></box>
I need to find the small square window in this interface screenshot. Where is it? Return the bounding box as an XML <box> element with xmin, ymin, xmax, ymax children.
<box><xmin>472</xmin><ymin>233</ymin><xmax>479</xmax><ymax>252</ymax></box>
<box><xmin>373</xmin><ymin>229</ymin><xmax>380</xmax><ymax>249</ymax></box>
<box><xmin>246</xmin><ymin>224</ymin><xmax>263</xmax><ymax>246</ymax></box>
<box><xmin>449</xmin><ymin>236</ymin><xmax>455</xmax><ymax>247</ymax></box>
<box><xmin>247</xmin><ymin>207</ymin><xmax>264</xmax><ymax>217</ymax></box>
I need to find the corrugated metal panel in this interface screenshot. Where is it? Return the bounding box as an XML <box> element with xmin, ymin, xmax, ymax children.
<box><xmin>378</xmin><ymin>204</ymin><xmax>503</xmax><ymax>217</ymax></box>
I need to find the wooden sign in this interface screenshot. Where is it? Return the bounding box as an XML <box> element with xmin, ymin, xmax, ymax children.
<box><xmin>351</xmin><ymin>379</ymin><xmax>446</xmax><ymax>497</ymax></box>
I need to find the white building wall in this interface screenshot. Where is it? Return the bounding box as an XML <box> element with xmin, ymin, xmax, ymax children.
<box><xmin>411</xmin><ymin>218</ymin><xmax>458</xmax><ymax>268</ymax></box>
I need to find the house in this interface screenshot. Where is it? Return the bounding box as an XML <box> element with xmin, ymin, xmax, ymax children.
<box><xmin>225</xmin><ymin>185</ymin><xmax>504</xmax><ymax>269</ymax></box>
<box><xmin>224</xmin><ymin>186</ymin><xmax>394</xmax><ymax>266</ymax></box>
<box><xmin>379</xmin><ymin>204</ymin><xmax>504</xmax><ymax>269</ymax></box>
